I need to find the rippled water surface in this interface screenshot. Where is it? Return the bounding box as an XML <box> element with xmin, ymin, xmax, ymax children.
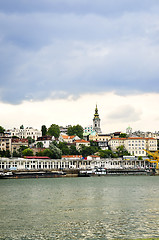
<box><xmin>0</xmin><ymin>176</ymin><xmax>159</xmax><ymax>239</ymax></box>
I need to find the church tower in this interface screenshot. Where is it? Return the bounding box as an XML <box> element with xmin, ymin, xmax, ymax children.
<box><xmin>93</xmin><ymin>105</ymin><xmax>102</xmax><ymax>133</ymax></box>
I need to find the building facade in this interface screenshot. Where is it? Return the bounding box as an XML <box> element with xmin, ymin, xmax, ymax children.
<box><xmin>84</xmin><ymin>125</ymin><xmax>93</xmax><ymax>133</ymax></box>
<box><xmin>74</xmin><ymin>139</ymin><xmax>90</xmax><ymax>150</ymax></box>
<box><xmin>11</xmin><ymin>139</ymin><xmax>28</xmax><ymax>153</ymax></box>
<box><xmin>0</xmin><ymin>156</ymin><xmax>149</xmax><ymax>171</ymax></box>
<box><xmin>0</xmin><ymin>137</ymin><xmax>11</xmax><ymax>152</ymax></box>
<box><xmin>8</xmin><ymin>127</ymin><xmax>42</xmax><ymax>140</ymax></box>
<box><xmin>59</xmin><ymin>135</ymin><xmax>80</xmax><ymax>143</ymax></box>
<box><xmin>109</xmin><ymin>137</ymin><xmax>157</xmax><ymax>157</ymax></box>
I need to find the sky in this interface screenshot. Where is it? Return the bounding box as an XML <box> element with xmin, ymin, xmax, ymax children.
<box><xmin>0</xmin><ymin>0</ymin><xmax>159</xmax><ymax>133</ymax></box>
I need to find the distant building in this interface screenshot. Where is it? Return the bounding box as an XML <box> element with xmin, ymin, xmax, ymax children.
<box><xmin>126</xmin><ymin>126</ymin><xmax>132</xmax><ymax>136</ymax></box>
<box><xmin>0</xmin><ymin>137</ymin><xmax>11</xmax><ymax>152</ymax></box>
<box><xmin>74</xmin><ymin>139</ymin><xmax>90</xmax><ymax>150</ymax></box>
<box><xmin>84</xmin><ymin>125</ymin><xmax>93</xmax><ymax>133</ymax></box>
<box><xmin>86</xmin><ymin>155</ymin><xmax>100</xmax><ymax>161</ymax></box>
<box><xmin>11</xmin><ymin>138</ymin><xmax>28</xmax><ymax>153</ymax></box>
<box><xmin>109</xmin><ymin>137</ymin><xmax>157</xmax><ymax>157</ymax></box>
<box><xmin>133</xmin><ymin>130</ymin><xmax>158</xmax><ymax>139</ymax></box>
<box><xmin>88</xmin><ymin>132</ymin><xmax>110</xmax><ymax>150</ymax></box>
<box><xmin>59</xmin><ymin>125</ymin><xmax>71</xmax><ymax>135</ymax></box>
<box><xmin>8</xmin><ymin>127</ymin><xmax>42</xmax><ymax>140</ymax></box>
<box><xmin>36</xmin><ymin>136</ymin><xmax>54</xmax><ymax>148</ymax></box>
<box><xmin>93</xmin><ymin>105</ymin><xmax>102</xmax><ymax>133</ymax></box>
<box><xmin>0</xmin><ymin>156</ymin><xmax>148</xmax><ymax>171</ymax></box>
<box><xmin>59</xmin><ymin>135</ymin><xmax>80</xmax><ymax>143</ymax></box>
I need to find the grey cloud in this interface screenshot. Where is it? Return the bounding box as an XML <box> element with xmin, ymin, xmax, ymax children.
<box><xmin>0</xmin><ymin>0</ymin><xmax>158</xmax><ymax>16</ymax></box>
<box><xmin>1</xmin><ymin>1</ymin><xmax>159</xmax><ymax>104</ymax></box>
<box><xmin>107</xmin><ymin>105</ymin><xmax>142</xmax><ymax>122</ymax></box>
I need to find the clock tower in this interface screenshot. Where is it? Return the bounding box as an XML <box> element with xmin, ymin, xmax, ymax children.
<box><xmin>93</xmin><ymin>105</ymin><xmax>102</xmax><ymax>133</ymax></box>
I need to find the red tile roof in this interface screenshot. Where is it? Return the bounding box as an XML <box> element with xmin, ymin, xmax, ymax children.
<box><xmin>74</xmin><ymin>140</ymin><xmax>89</xmax><ymax>143</ymax></box>
<box><xmin>12</xmin><ymin>138</ymin><xmax>28</xmax><ymax>143</ymax></box>
<box><xmin>111</xmin><ymin>138</ymin><xmax>126</xmax><ymax>140</ymax></box>
<box><xmin>110</xmin><ymin>137</ymin><xmax>156</xmax><ymax>140</ymax></box>
<box><xmin>24</xmin><ymin>156</ymin><xmax>50</xmax><ymax>159</ymax></box>
<box><xmin>62</xmin><ymin>155</ymin><xmax>83</xmax><ymax>158</ymax></box>
<box><xmin>61</xmin><ymin>135</ymin><xmax>76</xmax><ymax>139</ymax></box>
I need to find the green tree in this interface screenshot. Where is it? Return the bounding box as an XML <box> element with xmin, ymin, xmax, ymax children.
<box><xmin>0</xmin><ymin>150</ymin><xmax>11</xmax><ymax>158</ymax></box>
<box><xmin>27</xmin><ymin>137</ymin><xmax>35</xmax><ymax>144</ymax></box>
<box><xmin>116</xmin><ymin>145</ymin><xmax>130</xmax><ymax>157</ymax></box>
<box><xmin>49</xmin><ymin>141</ymin><xmax>62</xmax><ymax>159</ymax></box>
<box><xmin>90</xmin><ymin>140</ymin><xmax>98</xmax><ymax>147</ymax></box>
<box><xmin>20</xmin><ymin>125</ymin><xmax>24</xmax><ymax>129</ymax></box>
<box><xmin>13</xmin><ymin>151</ymin><xmax>20</xmax><ymax>157</ymax></box>
<box><xmin>58</xmin><ymin>142</ymin><xmax>70</xmax><ymax>155</ymax></box>
<box><xmin>22</xmin><ymin>148</ymin><xmax>34</xmax><ymax>156</ymax></box>
<box><xmin>37</xmin><ymin>142</ymin><xmax>43</xmax><ymax>148</ymax></box>
<box><xmin>0</xmin><ymin>126</ymin><xmax>5</xmax><ymax>133</ymax></box>
<box><xmin>0</xmin><ymin>150</ymin><xmax>5</xmax><ymax>157</ymax></box>
<box><xmin>99</xmin><ymin>149</ymin><xmax>114</xmax><ymax>158</ymax></box>
<box><xmin>47</xmin><ymin>124</ymin><xmax>60</xmax><ymax>138</ymax></box>
<box><xmin>17</xmin><ymin>145</ymin><xmax>28</xmax><ymax>157</ymax></box>
<box><xmin>69</xmin><ymin>145</ymin><xmax>80</xmax><ymax>155</ymax></box>
<box><xmin>119</xmin><ymin>133</ymin><xmax>127</xmax><ymax>138</ymax></box>
<box><xmin>67</xmin><ymin>125</ymin><xmax>83</xmax><ymax>139</ymax></box>
<box><xmin>41</xmin><ymin>125</ymin><xmax>47</xmax><ymax>136</ymax></box>
<box><xmin>41</xmin><ymin>149</ymin><xmax>53</xmax><ymax>158</ymax></box>
<box><xmin>36</xmin><ymin>151</ymin><xmax>44</xmax><ymax>157</ymax></box>
<box><xmin>79</xmin><ymin>145</ymin><xmax>99</xmax><ymax>158</ymax></box>
<box><xmin>5</xmin><ymin>150</ymin><xmax>11</xmax><ymax>158</ymax></box>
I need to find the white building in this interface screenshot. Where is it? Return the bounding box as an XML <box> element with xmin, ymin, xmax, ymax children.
<box><xmin>35</xmin><ymin>136</ymin><xmax>55</xmax><ymax>148</ymax></box>
<box><xmin>59</xmin><ymin>125</ymin><xmax>71</xmax><ymax>135</ymax></box>
<box><xmin>84</xmin><ymin>125</ymin><xmax>93</xmax><ymax>133</ymax></box>
<box><xmin>9</xmin><ymin>127</ymin><xmax>42</xmax><ymax>140</ymax></box>
<box><xmin>109</xmin><ymin>137</ymin><xmax>157</xmax><ymax>157</ymax></box>
<box><xmin>0</xmin><ymin>156</ymin><xmax>148</xmax><ymax>171</ymax></box>
<box><xmin>74</xmin><ymin>139</ymin><xmax>90</xmax><ymax>150</ymax></box>
<box><xmin>59</xmin><ymin>135</ymin><xmax>80</xmax><ymax>143</ymax></box>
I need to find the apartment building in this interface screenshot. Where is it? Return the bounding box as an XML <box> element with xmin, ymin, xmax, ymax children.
<box><xmin>0</xmin><ymin>137</ymin><xmax>11</xmax><ymax>152</ymax></box>
<box><xmin>11</xmin><ymin>138</ymin><xmax>28</xmax><ymax>153</ymax></box>
<box><xmin>84</xmin><ymin>125</ymin><xmax>93</xmax><ymax>133</ymax></box>
<box><xmin>109</xmin><ymin>137</ymin><xmax>157</xmax><ymax>157</ymax></box>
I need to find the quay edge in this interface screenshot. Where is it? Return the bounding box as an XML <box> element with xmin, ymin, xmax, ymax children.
<box><xmin>0</xmin><ymin>168</ymin><xmax>158</xmax><ymax>179</ymax></box>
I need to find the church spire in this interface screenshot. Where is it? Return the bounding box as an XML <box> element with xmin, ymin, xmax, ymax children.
<box><xmin>93</xmin><ymin>105</ymin><xmax>102</xmax><ymax>133</ymax></box>
<box><xmin>94</xmin><ymin>104</ymin><xmax>99</xmax><ymax>118</ymax></box>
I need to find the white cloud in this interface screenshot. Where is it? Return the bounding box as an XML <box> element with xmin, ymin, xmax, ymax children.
<box><xmin>1</xmin><ymin>7</ymin><xmax>159</xmax><ymax>104</ymax></box>
<box><xmin>1</xmin><ymin>92</ymin><xmax>159</xmax><ymax>134</ymax></box>
<box><xmin>108</xmin><ymin>105</ymin><xmax>142</xmax><ymax>122</ymax></box>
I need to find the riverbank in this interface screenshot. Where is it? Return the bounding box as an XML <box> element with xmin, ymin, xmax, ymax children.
<box><xmin>0</xmin><ymin>167</ymin><xmax>158</xmax><ymax>179</ymax></box>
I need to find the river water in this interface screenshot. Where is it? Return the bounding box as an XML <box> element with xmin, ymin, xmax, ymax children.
<box><xmin>0</xmin><ymin>176</ymin><xmax>159</xmax><ymax>240</ymax></box>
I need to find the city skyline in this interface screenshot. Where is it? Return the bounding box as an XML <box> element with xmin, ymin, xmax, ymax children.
<box><xmin>1</xmin><ymin>1</ymin><xmax>159</xmax><ymax>132</ymax></box>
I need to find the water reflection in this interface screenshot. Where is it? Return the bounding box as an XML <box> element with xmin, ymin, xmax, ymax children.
<box><xmin>0</xmin><ymin>176</ymin><xmax>159</xmax><ymax>239</ymax></box>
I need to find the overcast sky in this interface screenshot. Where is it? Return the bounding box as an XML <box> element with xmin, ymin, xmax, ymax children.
<box><xmin>1</xmin><ymin>0</ymin><xmax>159</xmax><ymax>133</ymax></box>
